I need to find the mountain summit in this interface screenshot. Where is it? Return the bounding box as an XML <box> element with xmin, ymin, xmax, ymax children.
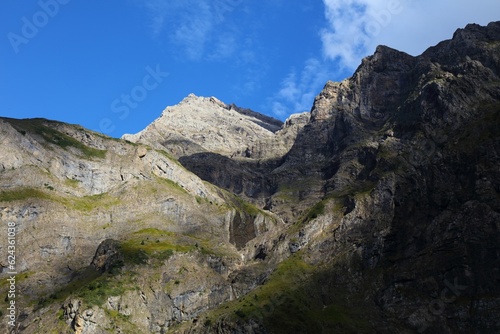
<box><xmin>122</xmin><ymin>94</ymin><xmax>306</xmax><ymax>160</ymax></box>
<box><xmin>0</xmin><ymin>22</ymin><xmax>499</xmax><ymax>333</ymax></box>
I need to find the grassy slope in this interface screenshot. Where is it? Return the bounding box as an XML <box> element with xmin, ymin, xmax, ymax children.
<box><xmin>2</xmin><ymin>117</ymin><xmax>107</xmax><ymax>159</ymax></box>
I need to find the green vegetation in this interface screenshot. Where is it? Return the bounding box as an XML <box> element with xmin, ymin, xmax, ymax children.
<box><xmin>300</xmin><ymin>200</ymin><xmax>325</xmax><ymax>224</ymax></box>
<box><xmin>275</xmin><ymin>178</ymin><xmax>320</xmax><ymax>202</ymax></box>
<box><xmin>35</xmin><ymin>265</ymin><xmax>135</xmax><ymax>311</ymax></box>
<box><xmin>289</xmin><ymin>196</ymin><xmax>345</xmax><ymax>234</ymax></box>
<box><xmin>0</xmin><ymin>187</ymin><xmax>119</xmax><ymax>212</ymax></box>
<box><xmin>69</xmin><ymin>193</ymin><xmax>120</xmax><ymax>211</ymax></box>
<box><xmin>119</xmin><ymin>228</ymin><xmax>196</xmax><ymax>264</ymax></box>
<box><xmin>35</xmin><ymin>266</ymin><xmax>100</xmax><ymax>309</ymax></box>
<box><xmin>199</xmin><ymin>253</ymin><xmax>372</xmax><ymax>333</ymax></box>
<box><xmin>103</xmin><ymin>308</ymin><xmax>140</xmax><ymax>332</ymax></box>
<box><xmin>76</xmin><ymin>275</ymin><xmax>127</xmax><ymax>307</ymax></box>
<box><xmin>155</xmin><ymin>149</ymin><xmax>183</xmax><ymax>167</ymax></box>
<box><xmin>153</xmin><ymin>175</ymin><xmax>188</xmax><ymax>195</ymax></box>
<box><xmin>328</xmin><ymin>180</ymin><xmax>376</xmax><ymax>199</ymax></box>
<box><xmin>218</xmin><ymin>190</ymin><xmax>277</xmax><ymax>225</ymax></box>
<box><xmin>0</xmin><ymin>188</ymin><xmax>50</xmax><ymax>202</ymax></box>
<box><xmin>195</xmin><ymin>195</ymin><xmax>213</xmax><ymax>205</ymax></box>
<box><xmin>203</xmin><ymin>254</ymin><xmax>313</xmax><ymax>327</ymax></box>
<box><xmin>64</xmin><ymin>178</ymin><xmax>81</xmax><ymax>188</ymax></box>
<box><xmin>231</xmin><ymin>195</ymin><xmax>261</xmax><ymax>217</ymax></box>
<box><xmin>3</xmin><ymin>117</ymin><xmax>107</xmax><ymax>159</ymax></box>
<box><xmin>118</xmin><ymin>228</ymin><xmax>231</xmax><ymax>267</ymax></box>
<box><xmin>56</xmin><ymin>309</ymin><xmax>65</xmax><ymax>321</ymax></box>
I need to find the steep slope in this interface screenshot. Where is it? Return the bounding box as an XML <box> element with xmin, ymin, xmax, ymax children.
<box><xmin>123</xmin><ymin>94</ymin><xmax>310</xmax><ymax>205</ymax></box>
<box><xmin>176</xmin><ymin>22</ymin><xmax>500</xmax><ymax>333</ymax></box>
<box><xmin>122</xmin><ymin>94</ymin><xmax>303</xmax><ymax>160</ymax></box>
<box><xmin>0</xmin><ymin>118</ymin><xmax>282</xmax><ymax>333</ymax></box>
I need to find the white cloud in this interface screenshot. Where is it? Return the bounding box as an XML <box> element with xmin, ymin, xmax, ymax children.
<box><xmin>374</xmin><ymin>0</ymin><xmax>500</xmax><ymax>55</ymax></box>
<box><xmin>208</xmin><ymin>32</ymin><xmax>237</xmax><ymax>60</ymax></box>
<box><xmin>272</xmin><ymin>101</ymin><xmax>288</xmax><ymax>118</ymax></box>
<box><xmin>321</xmin><ymin>0</ymin><xmax>500</xmax><ymax>70</ymax></box>
<box><xmin>270</xmin><ymin>0</ymin><xmax>500</xmax><ymax>119</ymax></box>
<box><xmin>270</xmin><ymin>58</ymin><xmax>333</xmax><ymax>118</ymax></box>
<box><xmin>140</xmin><ymin>0</ymin><xmax>243</xmax><ymax>60</ymax></box>
<box><xmin>173</xmin><ymin>3</ymin><xmax>213</xmax><ymax>60</ymax></box>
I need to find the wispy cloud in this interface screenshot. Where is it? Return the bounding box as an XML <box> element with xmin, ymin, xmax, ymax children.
<box><xmin>269</xmin><ymin>0</ymin><xmax>400</xmax><ymax>118</ymax></box>
<box><xmin>140</xmin><ymin>0</ymin><xmax>243</xmax><ymax>60</ymax></box>
<box><xmin>270</xmin><ymin>58</ymin><xmax>333</xmax><ymax>118</ymax></box>
<box><xmin>208</xmin><ymin>32</ymin><xmax>237</xmax><ymax>60</ymax></box>
<box><xmin>320</xmin><ymin>0</ymin><xmax>399</xmax><ymax>69</ymax></box>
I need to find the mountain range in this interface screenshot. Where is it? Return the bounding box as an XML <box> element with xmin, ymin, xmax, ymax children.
<box><xmin>0</xmin><ymin>21</ymin><xmax>499</xmax><ymax>333</ymax></box>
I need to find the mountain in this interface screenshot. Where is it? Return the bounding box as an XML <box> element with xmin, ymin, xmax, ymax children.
<box><xmin>0</xmin><ymin>21</ymin><xmax>499</xmax><ymax>333</ymax></box>
<box><xmin>121</xmin><ymin>94</ymin><xmax>307</xmax><ymax>160</ymax></box>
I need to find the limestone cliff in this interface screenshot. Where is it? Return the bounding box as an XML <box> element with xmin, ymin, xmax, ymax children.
<box><xmin>121</xmin><ymin>94</ymin><xmax>304</xmax><ymax>161</ymax></box>
<box><xmin>0</xmin><ymin>117</ymin><xmax>282</xmax><ymax>333</ymax></box>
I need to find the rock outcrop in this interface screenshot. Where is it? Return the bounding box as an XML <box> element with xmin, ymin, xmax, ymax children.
<box><xmin>122</xmin><ymin>96</ymin><xmax>310</xmax><ymax>205</ymax></box>
<box><xmin>122</xmin><ymin>94</ymin><xmax>299</xmax><ymax>160</ymax></box>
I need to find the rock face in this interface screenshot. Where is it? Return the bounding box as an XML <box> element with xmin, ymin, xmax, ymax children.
<box><xmin>0</xmin><ymin>117</ymin><xmax>282</xmax><ymax>334</ymax></box>
<box><xmin>122</xmin><ymin>94</ymin><xmax>300</xmax><ymax>161</ymax></box>
<box><xmin>0</xmin><ymin>21</ymin><xmax>500</xmax><ymax>334</ymax></box>
<box><xmin>122</xmin><ymin>96</ymin><xmax>310</xmax><ymax>205</ymax></box>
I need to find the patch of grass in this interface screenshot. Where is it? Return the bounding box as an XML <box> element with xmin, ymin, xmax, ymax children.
<box><xmin>195</xmin><ymin>195</ymin><xmax>212</xmax><ymax>205</ymax></box>
<box><xmin>288</xmin><ymin>196</ymin><xmax>347</xmax><ymax>235</ymax></box>
<box><xmin>16</xmin><ymin>271</ymin><xmax>34</xmax><ymax>283</ymax></box>
<box><xmin>300</xmin><ymin>200</ymin><xmax>325</xmax><ymax>224</ymax></box>
<box><xmin>104</xmin><ymin>308</ymin><xmax>141</xmax><ymax>333</ymax></box>
<box><xmin>155</xmin><ymin>149</ymin><xmax>183</xmax><ymax>167</ymax></box>
<box><xmin>2</xmin><ymin>117</ymin><xmax>107</xmax><ymax>159</ymax></box>
<box><xmin>153</xmin><ymin>175</ymin><xmax>188</xmax><ymax>194</ymax></box>
<box><xmin>132</xmin><ymin>228</ymin><xmax>175</xmax><ymax>237</ymax></box>
<box><xmin>203</xmin><ymin>254</ymin><xmax>315</xmax><ymax>330</ymax></box>
<box><xmin>41</xmin><ymin>267</ymin><xmax>137</xmax><ymax>309</ymax></box>
<box><xmin>185</xmin><ymin>233</ymin><xmax>235</xmax><ymax>258</ymax></box>
<box><xmin>34</xmin><ymin>266</ymin><xmax>101</xmax><ymax>310</ymax></box>
<box><xmin>120</xmin><ymin>229</ymin><xmax>196</xmax><ymax>264</ymax></box>
<box><xmin>0</xmin><ymin>188</ymin><xmax>50</xmax><ymax>202</ymax></box>
<box><xmin>275</xmin><ymin>178</ymin><xmax>320</xmax><ymax>202</ymax></box>
<box><xmin>217</xmin><ymin>188</ymin><xmax>260</xmax><ymax>216</ymax></box>
<box><xmin>76</xmin><ymin>275</ymin><xmax>127</xmax><ymax>307</ymax></box>
<box><xmin>232</xmin><ymin>196</ymin><xmax>261</xmax><ymax>217</ymax></box>
<box><xmin>105</xmin><ymin>309</ymin><xmax>132</xmax><ymax>324</ymax></box>
<box><xmin>120</xmin><ymin>245</ymin><xmax>149</xmax><ymax>265</ymax></box>
<box><xmin>56</xmin><ymin>309</ymin><xmax>65</xmax><ymax>321</ymax></box>
<box><xmin>328</xmin><ymin>180</ymin><xmax>376</xmax><ymax>199</ymax></box>
<box><xmin>64</xmin><ymin>178</ymin><xmax>81</xmax><ymax>188</ymax></box>
<box><xmin>0</xmin><ymin>187</ymin><xmax>119</xmax><ymax>212</ymax></box>
<box><xmin>69</xmin><ymin>193</ymin><xmax>120</xmax><ymax>211</ymax></box>
<box><xmin>201</xmin><ymin>253</ymin><xmax>373</xmax><ymax>333</ymax></box>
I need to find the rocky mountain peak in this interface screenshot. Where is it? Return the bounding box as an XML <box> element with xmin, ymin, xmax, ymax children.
<box><xmin>364</xmin><ymin>44</ymin><xmax>416</xmax><ymax>71</ymax></box>
<box><xmin>122</xmin><ymin>94</ymin><xmax>308</xmax><ymax>160</ymax></box>
<box><xmin>177</xmin><ymin>93</ymin><xmax>227</xmax><ymax>109</ymax></box>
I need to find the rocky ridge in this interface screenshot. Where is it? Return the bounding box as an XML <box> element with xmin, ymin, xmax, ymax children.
<box><xmin>0</xmin><ymin>21</ymin><xmax>499</xmax><ymax>333</ymax></box>
<box><xmin>122</xmin><ymin>94</ymin><xmax>307</xmax><ymax>161</ymax></box>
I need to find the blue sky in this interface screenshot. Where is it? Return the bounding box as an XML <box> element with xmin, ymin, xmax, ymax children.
<box><xmin>1</xmin><ymin>0</ymin><xmax>499</xmax><ymax>137</ymax></box>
